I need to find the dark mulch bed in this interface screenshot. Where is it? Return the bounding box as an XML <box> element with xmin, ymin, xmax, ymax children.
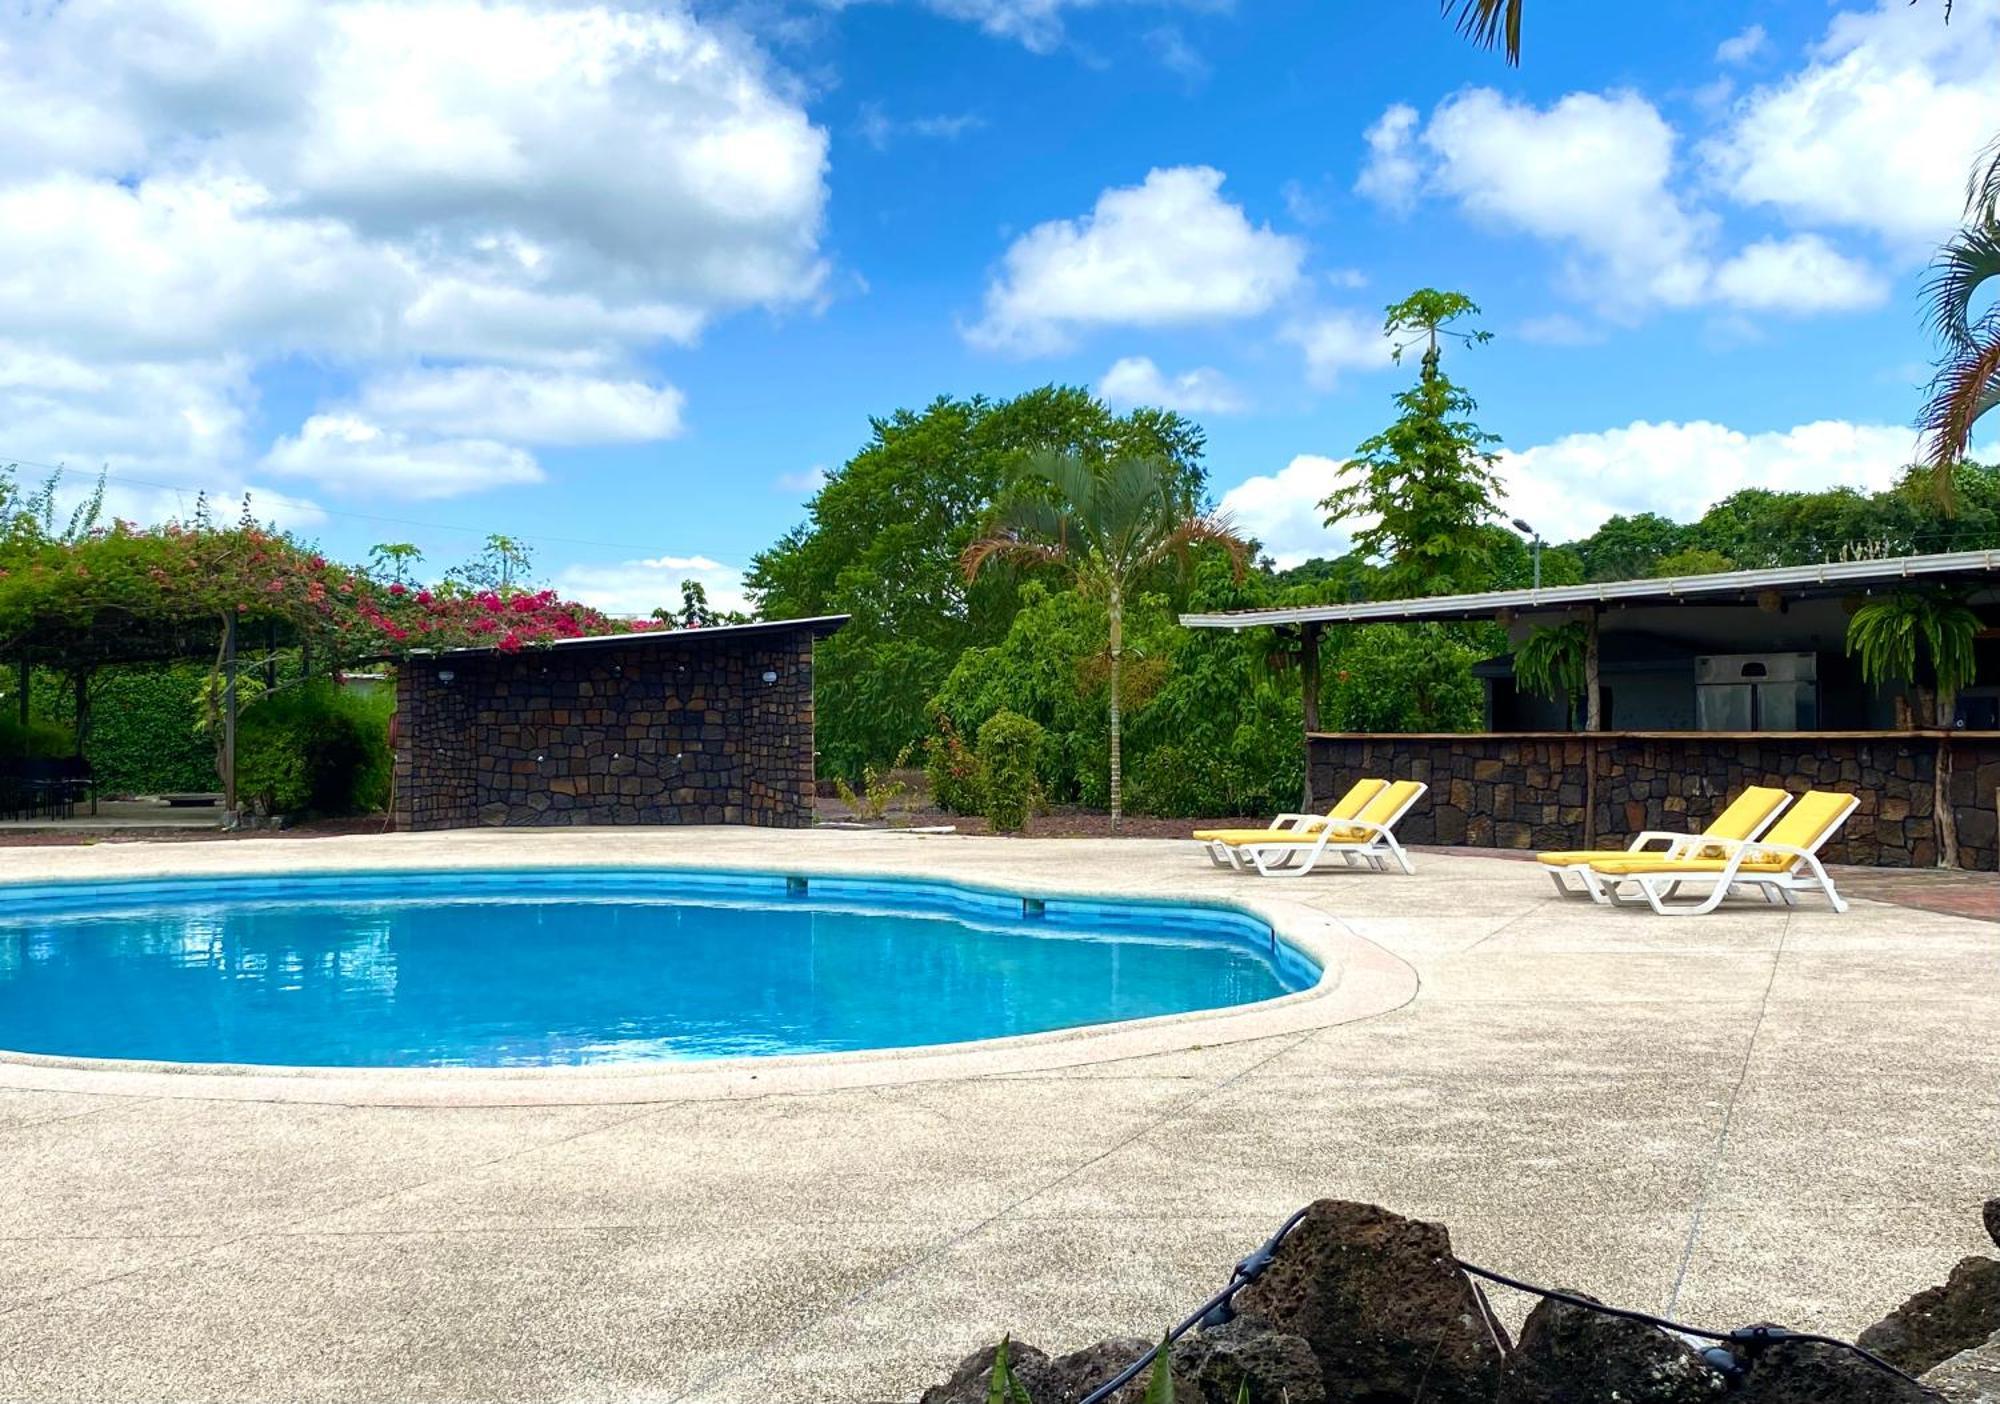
<box><xmin>0</xmin><ymin>816</ymin><xmax>391</xmax><ymax>847</ymax></box>
<box><xmin>819</xmin><ymin>800</ymin><xmax>1263</xmax><ymax>838</ymax></box>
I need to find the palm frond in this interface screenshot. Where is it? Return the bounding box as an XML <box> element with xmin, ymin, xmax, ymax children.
<box><xmin>1446</xmin><ymin>0</ymin><xmax>1522</xmax><ymax>64</ymax></box>
<box><xmin>1019</xmin><ymin>449</ymin><xmax>1103</xmax><ymax>535</ymax></box>
<box><xmin>1967</xmin><ymin>133</ymin><xmax>2000</xmax><ymax>224</ymax></box>
<box><xmin>1143</xmin><ymin>512</ymin><xmax>1251</xmax><ymax>578</ymax></box>
<box><xmin>1918</xmin><ymin>331</ymin><xmax>2000</xmax><ymax>473</ymax></box>
<box><xmin>960</xmin><ymin>534</ymin><xmax>1065</xmax><ymax>582</ymax></box>
<box><xmin>1921</xmin><ymin>223</ymin><xmax>2000</xmax><ymax>351</ymax></box>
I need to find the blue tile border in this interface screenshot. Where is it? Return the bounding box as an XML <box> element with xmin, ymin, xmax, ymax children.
<box><xmin>0</xmin><ymin>866</ymin><xmax>1320</xmax><ymax>994</ymax></box>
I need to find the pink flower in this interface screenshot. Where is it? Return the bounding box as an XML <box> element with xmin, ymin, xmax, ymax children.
<box><xmin>388</xmin><ymin>582</ymin><xmax>408</xmax><ymax>596</ymax></box>
<box><xmin>416</xmin><ymin>590</ymin><xmax>434</xmax><ymax>606</ymax></box>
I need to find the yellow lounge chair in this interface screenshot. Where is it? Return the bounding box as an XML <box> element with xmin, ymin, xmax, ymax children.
<box><xmin>1229</xmin><ymin>779</ymin><xmax>1429</xmax><ymax>877</ymax></box>
<box><xmin>1585</xmin><ymin>790</ymin><xmax>1859</xmax><ymax>916</ymax></box>
<box><xmin>1536</xmin><ymin>786</ymin><xmax>1792</xmax><ymax>905</ymax></box>
<box><xmin>1194</xmin><ymin>778</ymin><xmax>1387</xmax><ymax>870</ymax></box>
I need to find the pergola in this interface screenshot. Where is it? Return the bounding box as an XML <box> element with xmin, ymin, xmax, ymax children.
<box><xmin>0</xmin><ymin>527</ymin><xmax>365</xmax><ymax>815</ymax></box>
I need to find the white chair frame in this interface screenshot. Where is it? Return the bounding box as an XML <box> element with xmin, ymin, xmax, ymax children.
<box><xmin>1596</xmin><ymin>796</ymin><xmax>1859</xmax><ymax>917</ymax></box>
<box><xmin>1235</xmin><ymin>783</ymin><xmax>1429</xmax><ymax>878</ymax></box>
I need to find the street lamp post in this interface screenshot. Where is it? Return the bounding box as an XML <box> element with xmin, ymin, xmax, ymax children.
<box><xmin>1511</xmin><ymin>517</ymin><xmax>1543</xmax><ymax>590</ymax></box>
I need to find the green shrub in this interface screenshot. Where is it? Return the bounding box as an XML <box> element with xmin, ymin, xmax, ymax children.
<box><xmin>976</xmin><ymin>710</ymin><xmax>1043</xmax><ymax>833</ymax></box>
<box><xmin>236</xmin><ymin>680</ymin><xmax>392</xmax><ymax>817</ymax></box>
<box><xmin>1326</xmin><ymin>624</ymin><xmax>1485</xmax><ymax>733</ymax></box>
<box><xmin>921</xmin><ymin>714</ymin><xmax>985</xmax><ymax>813</ymax></box>
<box><xmin>35</xmin><ymin>660</ymin><xmax>249</xmax><ymax>795</ymax></box>
<box><xmin>0</xmin><ymin>713</ymin><xmax>74</xmax><ymax>760</ymax></box>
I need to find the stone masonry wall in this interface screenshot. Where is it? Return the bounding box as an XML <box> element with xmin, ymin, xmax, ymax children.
<box><xmin>1952</xmin><ymin>737</ymin><xmax>2000</xmax><ymax>874</ymax></box>
<box><xmin>1309</xmin><ymin>732</ymin><xmax>2000</xmax><ymax>871</ymax></box>
<box><xmin>393</xmin><ymin>631</ymin><xmax>817</xmax><ymax>832</ymax></box>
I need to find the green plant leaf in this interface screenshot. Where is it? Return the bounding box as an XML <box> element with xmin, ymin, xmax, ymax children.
<box><xmin>1142</xmin><ymin>1332</ymin><xmax>1175</xmax><ymax>1404</ymax></box>
<box><xmin>988</xmin><ymin>1335</ymin><xmax>1033</xmax><ymax>1404</ymax></box>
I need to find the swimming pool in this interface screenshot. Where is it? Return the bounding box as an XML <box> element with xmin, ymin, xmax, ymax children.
<box><xmin>0</xmin><ymin>869</ymin><xmax>1317</xmax><ymax>1069</ymax></box>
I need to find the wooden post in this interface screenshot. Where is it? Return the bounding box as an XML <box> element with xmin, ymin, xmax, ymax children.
<box><xmin>71</xmin><ymin>671</ymin><xmax>94</xmax><ymax>814</ymax></box>
<box><xmin>1936</xmin><ymin>734</ymin><xmax>1958</xmax><ymax>870</ymax></box>
<box><xmin>1300</xmin><ymin>623</ymin><xmax>1322</xmax><ymax>810</ymax></box>
<box><xmin>222</xmin><ymin>613</ymin><xmax>239</xmax><ymax>818</ymax></box>
<box><xmin>1583</xmin><ymin>610</ymin><xmax>1602</xmax><ymax>733</ymax></box>
<box><xmin>1583</xmin><ymin>735</ymin><xmax>1598</xmax><ymax>849</ymax></box>
<box><xmin>1300</xmin><ymin>623</ymin><xmax>1322</xmax><ymax>733</ymax></box>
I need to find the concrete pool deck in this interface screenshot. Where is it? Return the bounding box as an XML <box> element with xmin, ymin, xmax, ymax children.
<box><xmin>0</xmin><ymin>827</ymin><xmax>1992</xmax><ymax>1402</ymax></box>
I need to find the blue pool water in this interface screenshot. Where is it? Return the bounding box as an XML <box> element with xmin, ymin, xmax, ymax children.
<box><xmin>0</xmin><ymin>869</ymin><xmax>1315</xmax><ymax>1068</ymax></box>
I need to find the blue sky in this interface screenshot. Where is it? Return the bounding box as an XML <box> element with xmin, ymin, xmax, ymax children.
<box><xmin>0</xmin><ymin>0</ymin><xmax>1991</xmax><ymax>612</ymax></box>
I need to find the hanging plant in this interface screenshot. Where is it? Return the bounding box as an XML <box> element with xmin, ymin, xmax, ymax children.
<box><xmin>1511</xmin><ymin>619</ymin><xmax>1590</xmax><ymax>704</ymax></box>
<box><xmin>1845</xmin><ymin>589</ymin><xmax>1981</xmax><ymax>725</ymax></box>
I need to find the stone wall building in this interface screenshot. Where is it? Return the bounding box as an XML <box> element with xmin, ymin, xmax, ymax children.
<box><xmin>392</xmin><ymin>617</ymin><xmax>845</xmax><ymax>832</ymax></box>
<box><xmin>1183</xmin><ymin>550</ymin><xmax>2000</xmax><ymax>870</ymax></box>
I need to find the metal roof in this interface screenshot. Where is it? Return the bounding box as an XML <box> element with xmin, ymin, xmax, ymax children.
<box><xmin>1179</xmin><ymin>550</ymin><xmax>2000</xmax><ymax>630</ymax></box>
<box><xmin>399</xmin><ymin>613</ymin><xmax>849</xmax><ymax>659</ymax></box>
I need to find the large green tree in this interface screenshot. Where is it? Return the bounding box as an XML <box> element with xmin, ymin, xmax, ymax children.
<box><xmin>1320</xmin><ymin>289</ymin><xmax>1507</xmax><ymax>598</ymax></box>
<box><xmin>746</xmin><ymin>387</ymin><xmax>1206</xmax><ymax>778</ymax></box>
<box><xmin>960</xmin><ymin>452</ymin><xmax>1246</xmax><ymax>828</ymax></box>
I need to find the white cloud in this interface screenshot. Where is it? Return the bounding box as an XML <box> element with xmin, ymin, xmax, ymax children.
<box><xmin>1361</xmin><ymin>87</ymin><xmax>1891</xmax><ymax>319</ymax></box>
<box><xmin>1144</xmin><ymin>25</ymin><xmax>1209</xmax><ymax>85</ymax></box>
<box><xmin>1715</xmin><ymin>24</ymin><xmax>1767</xmax><ymax>66</ymax></box>
<box><xmin>1516</xmin><ymin>313</ymin><xmax>1605</xmax><ymax>346</ymax></box>
<box><xmin>1282</xmin><ymin>311</ymin><xmax>1395</xmax><ymax>389</ymax></box>
<box><xmin>896</xmin><ymin>0</ymin><xmax>1215</xmax><ymax>55</ymax></box>
<box><xmin>356</xmin><ymin>368</ymin><xmax>685</xmax><ymax>445</ymax></box>
<box><xmin>1418</xmin><ymin>88</ymin><xmax>1713</xmax><ymax>314</ymax></box>
<box><xmin>1281</xmin><ymin>179</ymin><xmax>1326</xmax><ymax>226</ymax></box>
<box><xmin>261</xmin><ymin>415</ymin><xmax>543</xmax><ymax>500</ymax></box>
<box><xmin>1217</xmin><ymin>454</ymin><xmax>1353</xmax><ymax>568</ymax></box>
<box><xmin>1709</xmin><ymin>234</ymin><xmax>1887</xmax><ymax>314</ymax></box>
<box><xmin>1703</xmin><ymin>0</ymin><xmax>2000</xmax><ymax>245</ymax></box>
<box><xmin>1497</xmin><ymin>419</ymin><xmax>1924</xmax><ymax>544</ymax></box>
<box><xmin>857</xmin><ymin>104</ymin><xmax>983</xmax><ymax>150</ymax></box>
<box><xmin>776</xmin><ymin>465</ymin><xmax>828</xmax><ymax>494</ymax></box>
<box><xmin>1097</xmin><ymin>356</ymin><xmax>1244</xmax><ymax>414</ymax></box>
<box><xmin>553</xmin><ymin>553</ymin><xmax>751</xmax><ymax>618</ymax></box>
<box><xmin>0</xmin><ymin>0</ymin><xmax>829</xmax><ymax>498</ymax></box>
<box><xmin>1353</xmin><ymin>103</ymin><xmax>1420</xmax><ymax>213</ymax></box>
<box><xmin>1228</xmin><ymin>418</ymin><xmax>1949</xmax><ymax>569</ymax></box>
<box><xmin>967</xmin><ymin>166</ymin><xmax>1303</xmax><ymax>354</ymax></box>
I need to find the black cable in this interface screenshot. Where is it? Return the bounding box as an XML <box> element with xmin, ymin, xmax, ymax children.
<box><xmin>1455</xmin><ymin>1262</ymin><xmax>1925</xmax><ymax>1387</ymax></box>
<box><xmin>1073</xmin><ymin>1207</ymin><xmax>1313</xmax><ymax>1404</ymax></box>
<box><xmin>1067</xmin><ymin>1208</ymin><xmax>1926</xmax><ymax>1403</ymax></box>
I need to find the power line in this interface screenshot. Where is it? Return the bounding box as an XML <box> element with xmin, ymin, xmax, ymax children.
<box><xmin>0</xmin><ymin>453</ymin><xmax>673</xmax><ymax>556</ymax></box>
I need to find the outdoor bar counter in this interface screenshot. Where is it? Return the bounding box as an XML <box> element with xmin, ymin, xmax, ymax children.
<box><xmin>1308</xmin><ymin>729</ymin><xmax>2000</xmax><ymax>871</ymax></box>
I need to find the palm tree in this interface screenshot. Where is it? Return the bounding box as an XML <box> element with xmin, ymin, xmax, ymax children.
<box><xmin>961</xmin><ymin>453</ymin><xmax>1248</xmax><ymax>829</ymax></box>
<box><xmin>1919</xmin><ymin>141</ymin><xmax>2000</xmax><ymax>487</ymax></box>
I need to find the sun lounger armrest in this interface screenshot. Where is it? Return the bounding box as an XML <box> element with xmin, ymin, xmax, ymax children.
<box><xmin>1268</xmin><ymin>813</ymin><xmax>1318</xmax><ymax>829</ymax></box>
<box><xmin>1627</xmin><ymin>830</ymin><xmax>1696</xmax><ymax>851</ymax></box>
